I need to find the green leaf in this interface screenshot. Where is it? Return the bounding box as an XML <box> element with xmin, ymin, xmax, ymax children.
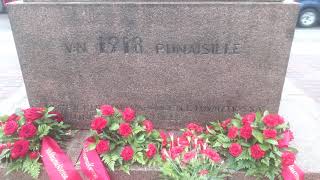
<box><xmin>231</xmin><ymin>119</ymin><xmax>241</xmax><ymax>128</ymax></box>
<box><xmin>37</xmin><ymin>124</ymin><xmax>52</xmax><ymax>139</ymax></box>
<box><xmin>120</xmin><ymin>164</ymin><xmax>130</xmax><ymax>175</ymax></box>
<box><xmin>234</xmin><ymin>113</ymin><xmax>242</xmax><ymax>120</ymax></box>
<box><xmin>260</xmin><ymin>143</ymin><xmax>270</xmax><ymax>151</ymax></box>
<box><xmin>134</xmin><ymin>152</ymin><xmax>146</xmax><ymax>165</ymax></box>
<box><xmin>47</xmin><ymin>106</ymin><xmax>55</xmax><ymax>113</ymax></box>
<box><xmin>96</xmin><ymin>109</ymin><xmax>102</xmax><ymax>116</ymax></box>
<box><xmin>265</xmin><ymin>139</ymin><xmax>278</xmax><ymax>145</ymax></box>
<box><xmin>252</xmin><ymin>129</ymin><xmax>264</xmax><ymax>143</ymax></box>
<box><xmin>88</xmin><ymin>143</ymin><xmax>97</xmax><ymax>151</ymax></box>
<box><xmin>135</xmin><ymin>115</ymin><xmax>146</xmax><ymax>122</ymax></box>
<box><xmin>22</xmin><ymin>158</ymin><xmax>41</xmax><ymax>179</ymax></box>
<box><xmin>109</xmin><ymin>123</ymin><xmax>120</xmax><ymax>131</ymax></box>
<box><xmin>263</xmin><ymin>111</ymin><xmax>269</xmax><ymax>117</ymax></box>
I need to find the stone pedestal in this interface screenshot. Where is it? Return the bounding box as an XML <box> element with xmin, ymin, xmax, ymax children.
<box><xmin>8</xmin><ymin>1</ymin><xmax>298</xmax><ymax>130</ymax></box>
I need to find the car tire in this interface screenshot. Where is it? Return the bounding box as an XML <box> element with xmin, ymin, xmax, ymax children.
<box><xmin>298</xmin><ymin>8</ymin><xmax>318</xmax><ymax>28</ymax></box>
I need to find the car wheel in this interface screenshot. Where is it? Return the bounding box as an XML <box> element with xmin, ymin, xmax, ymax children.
<box><xmin>299</xmin><ymin>8</ymin><xmax>318</xmax><ymax>28</ymax></box>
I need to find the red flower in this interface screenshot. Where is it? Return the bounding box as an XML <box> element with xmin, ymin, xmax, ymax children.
<box><xmin>121</xmin><ymin>145</ymin><xmax>134</xmax><ymax>161</ymax></box>
<box><xmin>182</xmin><ymin>130</ymin><xmax>193</xmax><ymax>138</ymax></box>
<box><xmin>201</xmin><ymin>148</ymin><xmax>221</xmax><ymax>162</ymax></box>
<box><xmin>4</xmin><ymin>120</ymin><xmax>19</xmax><ymax>135</ymax></box>
<box><xmin>240</xmin><ymin>125</ymin><xmax>252</xmax><ymax>140</ymax></box>
<box><xmin>281</xmin><ymin>151</ymin><xmax>296</xmax><ymax>166</ymax></box>
<box><xmin>49</xmin><ymin>111</ymin><xmax>64</xmax><ymax>122</ymax></box>
<box><xmin>91</xmin><ymin>117</ymin><xmax>107</xmax><ymax>132</ymax></box>
<box><xmin>7</xmin><ymin>114</ymin><xmax>20</xmax><ymax>121</ymax></box>
<box><xmin>177</xmin><ymin>137</ymin><xmax>190</xmax><ymax>147</ymax></box>
<box><xmin>263</xmin><ymin>114</ymin><xmax>284</xmax><ymax>127</ymax></box>
<box><xmin>221</xmin><ymin>118</ymin><xmax>231</xmax><ymax>130</ymax></box>
<box><xmin>160</xmin><ymin>131</ymin><xmax>167</xmax><ymax>147</ymax></box>
<box><xmin>142</xmin><ymin>120</ymin><xmax>153</xmax><ymax>133</ymax></box>
<box><xmin>228</xmin><ymin>126</ymin><xmax>238</xmax><ymax>139</ymax></box>
<box><xmin>95</xmin><ymin>140</ymin><xmax>110</xmax><ymax>154</ymax></box>
<box><xmin>161</xmin><ymin>149</ymin><xmax>167</xmax><ymax>161</ymax></box>
<box><xmin>11</xmin><ymin>140</ymin><xmax>29</xmax><ymax>159</ymax></box>
<box><xmin>187</xmin><ymin>123</ymin><xmax>203</xmax><ymax>133</ymax></box>
<box><xmin>263</xmin><ymin>129</ymin><xmax>277</xmax><ymax>139</ymax></box>
<box><xmin>19</xmin><ymin>123</ymin><xmax>37</xmax><ymax>138</ymax></box>
<box><xmin>199</xmin><ymin>169</ymin><xmax>209</xmax><ymax>176</ymax></box>
<box><xmin>169</xmin><ymin>146</ymin><xmax>184</xmax><ymax>159</ymax></box>
<box><xmin>146</xmin><ymin>143</ymin><xmax>157</xmax><ymax>159</ymax></box>
<box><xmin>24</xmin><ymin>107</ymin><xmax>43</xmax><ymax>122</ymax></box>
<box><xmin>229</xmin><ymin>143</ymin><xmax>242</xmax><ymax>157</ymax></box>
<box><xmin>250</xmin><ymin>144</ymin><xmax>265</xmax><ymax>159</ymax></box>
<box><xmin>183</xmin><ymin>151</ymin><xmax>196</xmax><ymax>163</ymax></box>
<box><xmin>100</xmin><ymin>105</ymin><xmax>114</xmax><ymax>116</ymax></box>
<box><xmin>242</xmin><ymin>113</ymin><xmax>256</xmax><ymax>125</ymax></box>
<box><xmin>122</xmin><ymin>107</ymin><xmax>135</xmax><ymax>122</ymax></box>
<box><xmin>29</xmin><ymin>151</ymin><xmax>39</xmax><ymax>159</ymax></box>
<box><xmin>118</xmin><ymin>123</ymin><xmax>132</xmax><ymax>137</ymax></box>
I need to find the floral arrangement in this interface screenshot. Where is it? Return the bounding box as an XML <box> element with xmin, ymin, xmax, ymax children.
<box><xmin>87</xmin><ymin>105</ymin><xmax>163</xmax><ymax>174</ymax></box>
<box><xmin>160</xmin><ymin>123</ymin><xmax>229</xmax><ymax>180</ymax></box>
<box><xmin>205</xmin><ymin>111</ymin><xmax>297</xmax><ymax>180</ymax></box>
<box><xmin>0</xmin><ymin>106</ymin><xmax>72</xmax><ymax>178</ymax></box>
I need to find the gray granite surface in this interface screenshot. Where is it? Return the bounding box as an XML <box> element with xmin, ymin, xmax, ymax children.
<box><xmin>8</xmin><ymin>2</ymin><xmax>298</xmax><ymax>129</ymax></box>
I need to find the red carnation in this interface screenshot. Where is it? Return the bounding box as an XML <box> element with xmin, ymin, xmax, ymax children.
<box><xmin>4</xmin><ymin>120</ymin><xmax>19</xmax><ymax>135</ymax></box>
<box><xmin>143</xmin><ymin>120</ymin><xmax>153</xmax><ymax>133</ymax></box>
<box><xmin>250</xmin><ymin>144</ymin><xmax>265</xmax><ymax>159</ymax></box>
<box><xmin>146</xmin><ymin>143</ymin><xmax>157</xmax><ymax>159</ymax></box>
<box><xmin>242</xmin><ymin>113</ymin><xmax>256</xmax><ymax>125</ymax></box>
<box><xmin>118</xmin><ymin>123</ymin><xmax>132</xmax><ymax>137</ymax></box>
<box><xmin>263</xmin><ymin>114</ymin><xmax>284</xmax><ymax>127</ymax></box>
<box><xmin>49</xmin><ymin>111</ymin><xmax>64</xmax><ymax>122</ymax></box>
<box><xmin>240</xmin><ymin>125</ymin><xmax>252</xmax><ymax>140</ymax></box>
<box><xmin>11</xmin><ymin>140</ymin><xmax>29</xmax><ymax>159</ymax></box>
<box><xmin>121</xmin><ymin>145</ymin><xmax>134</xmax><ymax>161</ymax></box>
<box><xmin>221</xmin><ymin>118</ymin><xmax>231</xmax><ymax>130</ymax></box>
<box><xmin>228</xmin><ymin>126</ymin><xmax>238</xmax><ymax>139</ymax></box>
<box><xmin>24</xmin><ymin>107</ymin><xmax>43</xmax><ymax>122</ymax></box>
<box><xmin>281</xmin><ymin>151</ymin><xmax>296</xmax><ymax>166</ymax></box>
<box><xmin>229</xmin><ymin>143</ymin><xmax>242</xmax><ymax>157</ymax></box>
<box><xmin>100</xmin><ymin>105</ymin><xmax>114</xmax><ymax>116</ymax></box>
<box><xmin>183</xmin><ymin>151</ymin><xmax>196</xmax><ymax>163</ymax></box>
<box><xmin>29</xmin><ymin>151</ymin><xmax>39</xmax><ymax>159</ymax></box>
<box><xmin>91</xmin><ymin>117</ymin><xmax>107</xmax><ymax>132</ymax></box>
<box><xmin>161</xmin><ymin>148</ymin><xmax>168</xmax><ymax>161</ymax></box>
<box><xmin>182</xmin><ymin>130</ymin><xmax>193</xmax><ymax>138</ymax></box>
<box><xmin>7</xmin><ymin>114</ymin><xmax>20</xmax><ymax>121</ymax></box>
<box><xmin>19</xmin><ymin>123</ymin><xmax>37</xmax><ymax>138</ymax></box>
<box><xmin>263</xmin><ymin>129</ymin><xmax>277</xmax><ymax>139</ymax></box>
<box><xmin>201</xmin><ymin>148</ymin><xmax>221</xmax><ymax>162</ymax></box>
<box><xmin>95</xmin><ymin>140</ymin><xmax>110</xmax><ymax>154</ymax></box>
<box><xmin>122</xmin><ymin>107</ymin><xmax>135</xmax><ymax>122</ymax></box>
<box><xmin>169</xmin><ymin>146</ymin><xmax>184</xmax><ymax>159</ymax></box>
<box><xmin>199</xmin><ymin>169</ymin><xmax>209</xmax><ymax>176</ymax></box>
<box><xmin>160</xmin><ymin>131</ymin><xmax>167</xmax><ymax>147</ymax></box>
<box><xmin>187</xmin><ymin>123</ymin><xmax>203</xmax><ymax>133</ymax></box>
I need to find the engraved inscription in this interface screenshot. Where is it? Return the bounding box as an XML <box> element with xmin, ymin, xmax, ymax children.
<box><xmin>64</xmin><ymin>34</ymin><xmax>242</xmax><ymax>55</ymax></box>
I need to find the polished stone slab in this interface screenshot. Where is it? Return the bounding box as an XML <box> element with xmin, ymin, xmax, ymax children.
<box><xmin>8</xmin><ymin>2</ymin><xmax>298</xmax><ymax>129</ymax></box>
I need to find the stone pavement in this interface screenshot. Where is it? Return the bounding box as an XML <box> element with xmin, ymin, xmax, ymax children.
<box><xmin>0</xmin><ymin>13</ymin><xmax>319</xmax><ymax>175</ymax></box>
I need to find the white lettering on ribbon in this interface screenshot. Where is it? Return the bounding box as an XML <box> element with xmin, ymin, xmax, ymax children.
<box><xmin>83</xmin><ymin>148</ymin><xmax>98</xmax><ymax>179</ymax></box>
<box><xmin>289</xmin><ymin>165</ymin><xmax>299</xmax><ymax>180</ymax></box>
<box><xmin>46</xmin><ymin>148</ymin><xmax>69</xmax><ymax>180</ymax></box>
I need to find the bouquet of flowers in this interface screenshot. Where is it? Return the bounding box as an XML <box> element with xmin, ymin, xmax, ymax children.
<box><xmin>160</xmin><ymin>123</ymin><xmax>229</xmax><ymax>180</ymax></box>
<box><xmin>205</xmin><ymin>111</ymin><xmax>298</xmax><ymax>180</ymax></box>
<box><xmin>86</xmin><ymin>105</ymin><xmax>163</xmax><ymax>174</ymax></box>
<box><xmin>0</xmin><ymin>106</ymin><xmax>73</xmax><ymax>178</ymax></box>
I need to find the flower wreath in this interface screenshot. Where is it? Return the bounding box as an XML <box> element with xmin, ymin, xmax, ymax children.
<box><xmin>0</xmin><ymin>106</ymin><xmax>78</xmax><ymax>179</ymax></box>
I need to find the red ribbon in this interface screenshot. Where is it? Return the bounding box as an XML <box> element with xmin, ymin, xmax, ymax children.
<box><xmin>41</xmin><ymin>136</ymin><xmax>82</xmax><ymax>180</ymax></box>
<box><xmin>282</xmin><ymin>164</ymin><xmax>304</xmax><ymax>180</ymax></box>
<box><xmin>79</xmin><ymin>140</ymin><xmax>110</xmax><ymax>180</ymax></box>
